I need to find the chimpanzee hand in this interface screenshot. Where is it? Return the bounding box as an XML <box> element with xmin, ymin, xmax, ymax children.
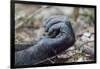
<box><xmin>15</xmin><ymin>16</ymin><xmax>75</xmax><ymax>66</ymax></box>
<box><xmin>37</xmin><ymin>16</ymin><xmax>75</xmax><ymax>54</ymax></box>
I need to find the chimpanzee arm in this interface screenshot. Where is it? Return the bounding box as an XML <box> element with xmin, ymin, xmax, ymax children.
<box><xmin>15</xmin><ymin>16</ymin><xmax>75</xmax><ymax>66</ymax></box>
<box><xmin>15</xmin><ymin>44</ymin><xmax>33</xmax><ymax>51</ymax></box>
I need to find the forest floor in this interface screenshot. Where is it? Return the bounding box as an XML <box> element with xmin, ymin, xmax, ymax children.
<box><xmin>15</xmin><ymin>4</ymin><xmax>95</xmax><ymax>64</ymax></box>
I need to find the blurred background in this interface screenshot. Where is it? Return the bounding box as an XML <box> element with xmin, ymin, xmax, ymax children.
<box><xmin>15</xmin><ymin>3</ymin><xmax>95</xmax><ymax>64</ymax></box>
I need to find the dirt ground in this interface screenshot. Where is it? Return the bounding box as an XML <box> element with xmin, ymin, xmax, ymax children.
<box><xmin>15</xmin><ymin>3</ymin><xmax>95</xmax><ymax>64</ymax></box>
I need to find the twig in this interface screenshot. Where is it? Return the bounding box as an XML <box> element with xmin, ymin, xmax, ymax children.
<box><xmin>47</xmin><ymin>59</ymin><xmax>55</xmax><ymax>64</ymax></box>
<box><xmin>75</xmin><ymin>40</ymin><xmax>94</xmax><ymax>49</ymax></box>
<box><xmin>33</xmin><ymin>55</ymin><xmax>57</xmax><ymax>65</ymax></box>
<box><xmin>15</xmin><ymin>6</ymin><xmax>47</xmax><ymax>29</ymax></box>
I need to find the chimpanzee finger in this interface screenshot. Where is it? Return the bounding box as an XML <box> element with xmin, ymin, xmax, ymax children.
<box><xmin>43</xmin><ymin>16</ymin><xmax>68</xmax><ymax>32</ymax></box>
<box><xmin>47</xmin><ymin>23</ymin><xmax>68</xmax><ymax>38</ymax></box>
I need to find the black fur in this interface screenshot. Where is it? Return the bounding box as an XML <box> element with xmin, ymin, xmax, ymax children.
<box><xmin>15</xmin><ymin>16</ymin><xmax>75</xmax><ymax>66</ymax></box>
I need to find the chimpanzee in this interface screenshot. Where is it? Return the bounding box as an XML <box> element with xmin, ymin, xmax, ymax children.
<box><xmin>15</xmin><ymin>16</ymin><xmax>75</xmax><ymax>66</ymax></box>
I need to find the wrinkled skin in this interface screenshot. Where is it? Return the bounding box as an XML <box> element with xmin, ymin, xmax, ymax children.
<box><xmin>15</xmin><ymin>16</ymin><xmax>75</xmax><ymax>66</ymax></box>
